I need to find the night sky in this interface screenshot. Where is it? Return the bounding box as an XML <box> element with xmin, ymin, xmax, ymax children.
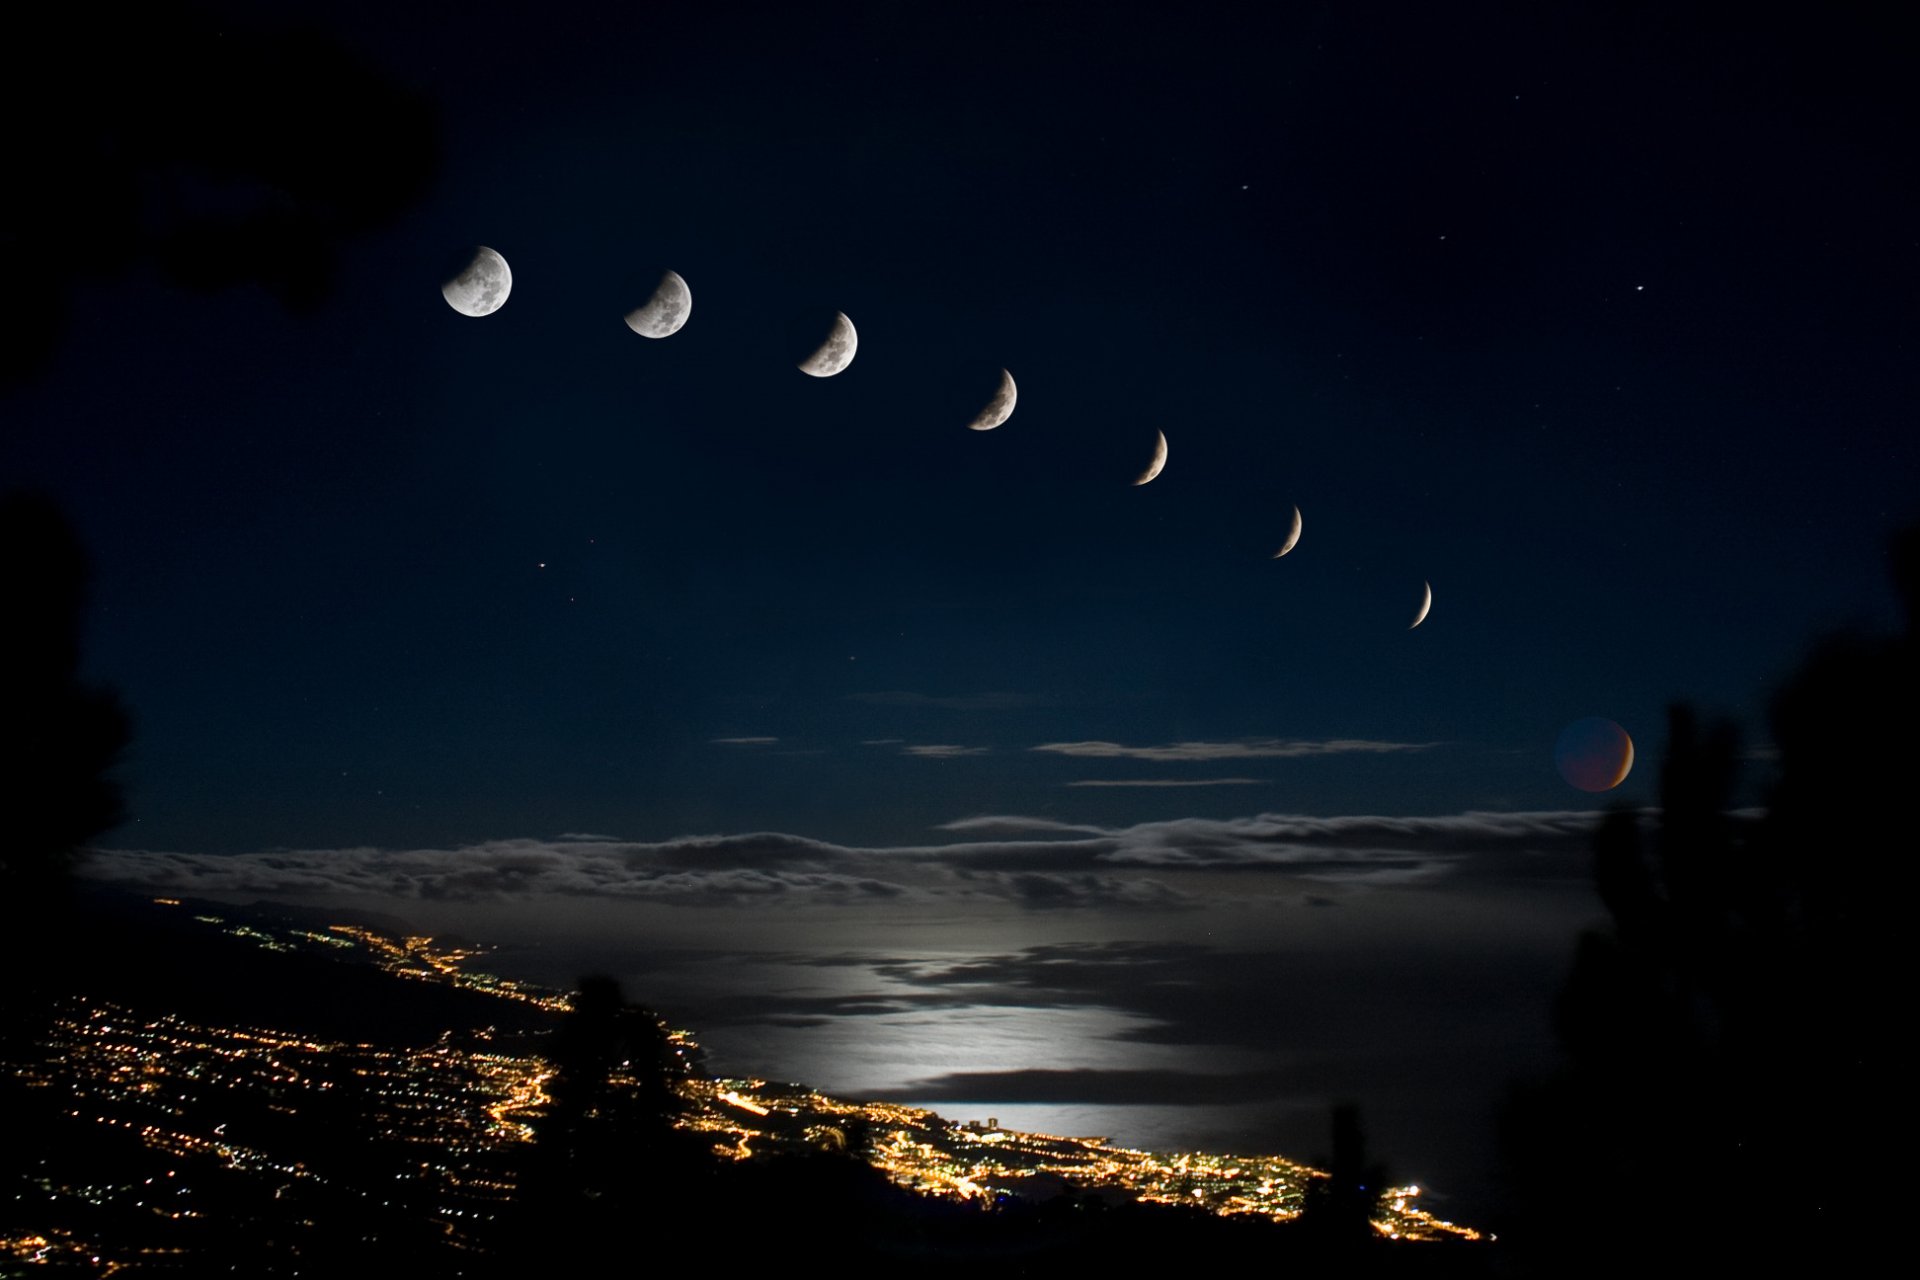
<box><xmin>10</xmin><ymin>0</ymin><xmax>1916</xmax><ymax>1226</ymax></box>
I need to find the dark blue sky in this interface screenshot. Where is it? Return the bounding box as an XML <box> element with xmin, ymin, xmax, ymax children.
<box><xmin>10</xmin><ymin>0</ymin><xmax>1917</xmax><ymax>1223</ymax></box>
<box><xmin>12</xmin><ymin>0</ymin><xmax>1913</xmax><ymax>851</ymax></box>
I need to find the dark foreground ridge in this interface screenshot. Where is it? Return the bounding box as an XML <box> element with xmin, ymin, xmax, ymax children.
<box><xmin>1</xmin><ymin>887</ymin><xmax>1490</xmax><ymax>1277</ymax></box>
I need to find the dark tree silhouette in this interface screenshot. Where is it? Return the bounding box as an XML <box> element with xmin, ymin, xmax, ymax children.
<box><xmin>0</xmin><ymin>492</ymin><xmax>132</xmax><ymax>1116</ymax></box>
<box><xmin>1300</xmin><ymin>1103</ymin><xmax>1391</xmax><ymax>1254</ymax></box>
<box><xmin>482</xmin><ymin>976</ymin><xmax>706</xmax><ymax>1274</ymax></box>
<box><xmin>515</xmin><ymin>975</ymin><xmax>693</xmax><ymax>1219</ymax></box>
<box><xmin>1506</xmin><ymin>525</ymin><xmax>1920</xmax><ymax>1269</ymax></box>
<box><xmin>0</xmin><ymin>492</ymin><xmax>131</xmax><ymax>928</ymax></box>
<box><xmin>536</xmin><ymin>974</ymin><xmax>686</xmax><ymax>1175</ymax></box>
<box><xmin>3</xmin><ymin>3</ymin><xmax>439</xmax><ymax>386</ymax></box>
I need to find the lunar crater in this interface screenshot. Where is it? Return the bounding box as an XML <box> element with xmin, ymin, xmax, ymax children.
<box><xmin>625</xmin><ymin>269</ymin><xmax>692</xmax><ymax>338</ymax></box>
<box><xmin>441</xmin><ymin>245</ymin><xmax>512</xmax><ymax>317</ymax></box>
<box><xmin>799</xmin><ymin>312</ymin><xmax>858</xmax><ymax>377</ymax></box>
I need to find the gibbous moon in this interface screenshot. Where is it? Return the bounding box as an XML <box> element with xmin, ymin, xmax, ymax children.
<box><xmin>1273</xmin><ymin>505</ymin><xmax>1303</xmax><ymax>558</ymax></box>
<box><xmin>624</xmin><ymin>269</ymin><xmax>691</xmax><ymax>338</ymax></box>
<box><xmin>798</xmin><ymin>312</ymin><xmax>858</xmax><ymax>377</ymax></box>
<box><xmin>441</xmin><ymin>246</ymin><xmax>512</xmax><ymax>317</ymax></box>
<box><xmin>1556</xmin><ymin>717</ymin><xmax>1634</xmax><ymax>792</ymax></box>
<box><xmin>968</xmin><ymin>369</ymin><xmax>1017</xmax><ymax>431</ymax></box>
<box><xmin>1134</xmin><ymin>431</ymin><xmax>1169</xmax><ymax>485</ymax></box>
<box><xmin>1410</xmin><ymin>580</ymin><xmax>1433</xmax><ymax>629</ymax></box>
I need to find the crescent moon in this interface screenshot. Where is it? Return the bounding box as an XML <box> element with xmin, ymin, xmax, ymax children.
<box><xmin>441</xmin><ymin>246</ymin><xmax>512</xmax><ymax>317</ymax></box>
<box><xmin>624</xmin><ymin>269</ymin><xmax>691</xmax><ymax>338</ymax></box>
<box><xmin>1272</xmin><ymin>505</ymin><xmax>1303</xmax><ymax>558</ymax></box>
<box><xmin>1613</xmin><ymin>735</ymin><xmax>1636</xmax><ymax>788</ymax></box>
<box><xmin>798</xmin><ymin>312</ymin><xmax>858</xmax><ymax>377</ymax></box>
<box><xmin>1410</xmin><ymin>581</ymin><xmax>1433</xmax><ymax>629</ymax></box>
<box><xmin>1133</xmin><ymin>431</ymin><xmax>1169</xmax><ymax>485</ymax></box>
<box><xmin>967</xmin><ymin>369</ymin><xmax>1017</xmax><ymax>431</ymax></box>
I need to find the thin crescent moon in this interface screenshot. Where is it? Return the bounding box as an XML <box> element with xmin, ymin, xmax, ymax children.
<box><xmin>624</xmin><ymin>269</ymin><xmax>691</xmax><ymax>338</ymax></box>
<box><xmin>968</xmin><ymin>369</ymin><xmax>1017</xmax><ymax>431</ymax></box>
<box><xmin>1410</xmin><ymin>580</ymin><xmax>1433</xmax><ymax>629</ymax></box>
<box><xmin>1134</xmin><ymin>431</ymin><xmax>1169</xmax><ymax>485</ymax></box>
<box><xmin>798</xmin><ymin>311</ymin><xmax>858</xmax><ymax>377</ymax></box>
<box><xmin>441</xmin><ymin>246</ymin><xmax>512</xmax><ymax>317</ymax></box>
<box><xmin>1611</xmin><ymin>735</ymin><xmax>1636</xmax><ymax>789</ymax></box>
<box><xmin>1273</xmin><ymin>505</ymin><xmax>1303</xmax><ymax>558</ymax></box>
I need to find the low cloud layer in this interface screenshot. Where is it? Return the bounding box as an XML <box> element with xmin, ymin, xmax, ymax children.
<box><xmin>1066</xmin><ymin>778</ymin><xmax>1268</xmax><ymax>788</ymax></box>
<box><xmin>1032</xmin><ymin>739</ymin><xmax>1439</xmax><ymax>762</ymax></box>
<box><xmin>84</xmin><ymin>808</ymin><xmax>1609</xmax><ymax>911</ymax></box>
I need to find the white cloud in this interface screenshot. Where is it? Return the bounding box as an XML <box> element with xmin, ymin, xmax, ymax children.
<box><xmin>1065</xmin><ymin>777</ymin><xmax>1268</xmax><ymax>788</ymax></box>
<box><xmin>82</xmin><ymin>808</ymin><xmax>1609</xmax><ymax>913</ymax></box>
<box><xmin>1031</xmin><ymin>738</ymin><xmax>1438</xmax><ymax>761</ymax></box>
<box><xmin>937</xmin><ymin>815</ymin><xmax>1110</xmax><ymax>837</ymax></box>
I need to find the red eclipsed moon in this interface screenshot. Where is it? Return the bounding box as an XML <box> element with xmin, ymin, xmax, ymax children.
<box><xmin>1555</xmin><ymin>717</ymin><xmax>1634</xmax><ymax>792</ymax></box>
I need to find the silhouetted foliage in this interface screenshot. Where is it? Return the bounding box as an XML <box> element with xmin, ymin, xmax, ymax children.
<box><xmin>1506</xmin><ymin>524</ymin><xmax>1920</xmax><ymax>1269</ymax></box>
<box><xmin>0</xmin><ymin>494</ymin><xmax>133</xmax><ymax>1218</ymax></box>
<box><xmin>1301</xmin><ymin>1102</ymin><xmax>1391</xmax><ymax>1255</ymax></box>
<box><xmin>536</xmin><ymin>975</ymin><xmax>686</xmax><ymax>1168</ymax></box>
<box><xmin>498</xmin><ymin>977</ymin><xmax>692</xmax><ymax>1252</ymax></box>
<box><xmin>2</xmin><ymin>3</ymin><xmax>438</xmax><ymax>386</ymax></box>
<box><xmin>0</xmin><ymin>493</ymin><xmax>131</xmax><ymax>940</ymax></box>
<box><xmin>480</xmin><ymin>975</ymin><xmax>721</xmax><ymax>1273</ymax></box>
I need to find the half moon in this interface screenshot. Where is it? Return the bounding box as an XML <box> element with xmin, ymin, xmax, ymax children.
<box><xmin>1272</xmin><ymin>505</ymin><xmax>1303</xmax><ymax>558</ymax></box>
<box><xmin>798</xmin><ymin>312</ymin><xmax>858</xmax><ymax>377</ymax></box>
<box><xmin>968</xmin><ymin>369</ymin><xmax>1017</xmax><ymax>431</ymax></box>
<box><xmin>1410</xmin><ymin>581</ymin><xmax>1433</xmax><ymax>629</ymax></box>
<box><xmin>624</xmin><ymin>269</ymin><xmax>691</xmax><ymax>338</ymax></box>
<box><xmin>1133</xmin><ymin>431</ymin><xmax>1169</xmax><ymax>486</ymax></box>
<box><xmin>442</xmin><ymin>246</ymin><xmax>512</xmax><ymax>317</ymax></box>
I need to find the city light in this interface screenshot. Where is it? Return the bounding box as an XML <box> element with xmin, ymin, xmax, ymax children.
<box><xmin>12</xmin><ymin>905</ymin><xmax>1484</xmax><ymax>1269</ymax></box>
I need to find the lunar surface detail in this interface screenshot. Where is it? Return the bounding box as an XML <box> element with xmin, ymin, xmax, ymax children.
<box><xmin>1273</xmin><ymin>505</ymin><xmax>1303</xmax><ymax>557</ymax></box>
<box><xmin>624</xmin><ymin>269</ymin><xmax>691</xmax><ymax>338</ymax></box>
<box><xmin>1410</xmin><ymin>581</ymin><xmax>1433</xmax><ymax>629</ymax></box>
<box><xmin>441</xmin><ymin>246</ymin><xmax>512</xmax><ymax>317</ymax></box>
<box><xmin>1555</xmin><ymin>717</ymin><xmax>1635</xmax><ymax>791</ymax></box>
<box><xmin>968</xmin><ymin>369</ymin><xmax>1018</xmax><ymax>430</ymax></box>
<box><xmin>1134</xmin><ymin>431</ymin><xmax>1169</xmax><ymax>485</ymax></box>
<box><xmin>798</xmin><ymin>312</ymin><xmax>858</xmax><ymax>377</ymax></box>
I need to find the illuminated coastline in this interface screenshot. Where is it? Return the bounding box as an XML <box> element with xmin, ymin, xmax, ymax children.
<box><xmin>1</xmin><ymin>902</ymin><xmax>1482</xmax><ymax>1268</ymax></box>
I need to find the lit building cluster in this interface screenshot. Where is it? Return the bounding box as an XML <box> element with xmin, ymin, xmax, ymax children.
<box><xmin>673</xmin><ymin>1076</ymin><xmax>1479</xmax><ymax>1240</ymax></box>
<box><xmin>14</xmin><ymin>996</ymin><xmax>552</xmax><ymax>1256</ymax></box>
<box><xmin>320</xmin><ymin>925</ymin><xmax>572</xmax><ymax>1014</ymax></box>
<box><xmin>3</xmin><ymin>905</ymin><xmax>569</xmax><ymax>1272</ymax></box>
